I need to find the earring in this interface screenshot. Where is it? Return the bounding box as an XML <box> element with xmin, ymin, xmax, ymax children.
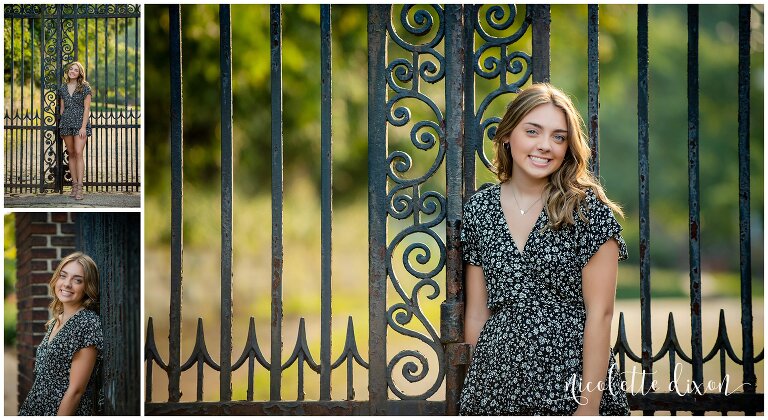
<box><xmin>503</xmin><ymin>142</ymin><xmax>510</xmax><ymax>150</ymax></box>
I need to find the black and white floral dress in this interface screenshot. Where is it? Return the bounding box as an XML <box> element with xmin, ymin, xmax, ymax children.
<box><xmin>18</xmin><ymin>309</ymin><xmax>103</xmax><ymax>416</ymax></box>
<box><xmin>458</xmin><ymin>183</ymin><xmax>630</xmax><ymax>415</ymax></box>
<box><xmin>58</xmin><ymin>83</ymin><xmax>92</xmax><ymax>137</ymax></box>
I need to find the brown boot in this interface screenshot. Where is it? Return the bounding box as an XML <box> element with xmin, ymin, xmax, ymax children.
<box><xmin>75</xmin><ymin>182</ymin><xmax>84</xmax><ymax>200</ymax></box>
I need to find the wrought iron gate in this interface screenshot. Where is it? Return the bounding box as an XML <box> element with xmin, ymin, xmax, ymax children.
<box><xmin>145</xmin><ymin>5</ymin><xmax>763</xmax><ymax>415</ymax></box>
<box><xmin>3</xmin><ymin>4</ymin><xmax>141</xmax><ymax>193</ymax></box>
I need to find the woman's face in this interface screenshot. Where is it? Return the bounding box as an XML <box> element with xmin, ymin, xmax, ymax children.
<box><xmin>67</xmin><ymin>65</ymin><xmax>81</xmax><ymax>80</ymax></box>
<box><xmin>55</xmin><ymin>261</ymin><xmax>86</xmax><ymax>306</ymax></box>
<box><xmin>503</xmin><ymin>103</ymin><xmax>569</xmax><ymax>183</ymax></box>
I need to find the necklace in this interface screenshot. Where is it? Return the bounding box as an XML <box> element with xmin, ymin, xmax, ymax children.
<box><xmin>510</xmin><ymin>186</ymin><xmax>542</xmax><ymax>215</ymax></box>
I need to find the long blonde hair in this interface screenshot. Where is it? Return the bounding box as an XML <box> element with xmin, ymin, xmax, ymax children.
<box><xmin>46</xmin><ymin>252</ymin><xmax>100</xmax><ymax>328</ymax></box>
<box><xmin>492</xmin><ymin>83</ymin><xmax>623</xmax><ymax>229</ymax></box>
<box><xmin>63</xmin><ymin>61</ymin><xmax>90</xmax><ymax>94</ymax></box>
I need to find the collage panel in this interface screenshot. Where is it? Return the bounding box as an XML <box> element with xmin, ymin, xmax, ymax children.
<box><xmin>5</xmin><ymin>212</ymin><xmax>140</xmax><ymax>415</ymax></box>
<box><xmin>4</xmin><ymin>4</ymin><xmax>141</xmax><ymax>208</ymax></box>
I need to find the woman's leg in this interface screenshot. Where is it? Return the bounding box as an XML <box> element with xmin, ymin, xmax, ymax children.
<box><xmin>73</xmin><ymin>136</ymin><xmax>87</xmax><ymax>191</ymax></box>
<box><xmin>62</xmin><ymin>135</ymin><xmax>77</xmax><ymax>194</ymax></box>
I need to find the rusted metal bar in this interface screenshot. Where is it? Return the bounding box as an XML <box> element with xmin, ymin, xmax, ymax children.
<box><xmin>219</xmin><ymin>4</ymin><xmax>234</xmax><ymax>402</ymax></box>
<box><xmin>367</xmin><ymin>4</ymin><xmax>389</xmax><ymax>415</ymax></box>
<box><xmin>146</xmin><ymin>400</ymin><xmax>447</xmax><ymax>416</ymax></box>
<box><xmin>442</xmin><ymin>4</ymin><xmax>465</xmax><ymax>416</ymax></box>
<box><xmin>686</xmin><ymin>7</ymin><xmax>704</xmax><ymax>415</ymax></box>
<box><xmin>320</xmin><ymin>3</ymin><xmax>333</xmax><ymax>401</ymax></box>
<box><xmin>168</xmin><ymin>4</ymin><xmax>183</xmax><ymax>403</ymax></box>
<box><xmin>270</xmin><ymin>4</ymin><xmax>284</xmax><ymax>402</ymax></box>
<box><xmin>530</xmin><ymin>4</ymin><xmax>550</xmax><ymax>83</ymax></box>
<box><xmin>462</xmin><ymin>5</ymin><xmax>476</xmax><ymax>197</ymax></box>
<box><xmin>637</xmin><ymin>6</ymin><xmax>653</xmax><ymax>414</ymax></box>
<box><xmin>738</xmin><ymin>4</ymin><xmax>756</xmax><ymax>408</ymax></box>
<box><xmin>587</xmin><ymin>4</ymin><xmax>599</xmax><ymax>177</ymax></box>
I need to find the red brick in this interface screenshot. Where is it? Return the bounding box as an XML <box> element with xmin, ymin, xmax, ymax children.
<box><xmin>28</xmin><ymin>224</ymin><xmax>56</xmax><ymax>234</ymax></box>
<box><xmin>29</xmin><ymin>236</ymin><xmax>47</xmax><ymax>247</ymax></box>
<box><xmin>51</xmin><ymin>236</ymin><xmax>74</xmax><ymax>247</ymax></box>
<box><xmin>60</xmin><ymin>224</ymin><xmax>76</xmax><ymax>234</ymax></box>
<box><xmin>28</xmin><ymin>213</ymin><xmax>47</xmax><ymax>223</ymax></box>
<box><xmin>30</xmin><ymin>260</ymin><xmax>48</xmax><ymax>271</ymax></box>
<box><xmin>51</xmin><ymin>213</ymin><xmax>69</xmax><ymax>223</ymax></box>
<box><xmin>30</xmin><ymin>248</ymin><xmax>56</xmax><ymax>259</ymax></box>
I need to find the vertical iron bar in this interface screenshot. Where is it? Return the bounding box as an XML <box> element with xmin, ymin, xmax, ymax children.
<box><xmin>134</xmin><ymin>13</ymin><xmax>139</xmax><ymax>191</ymax></box>
<box><xmin>367</xmin><ymin>4</ymin><xmax>389</xmax><ymax>415</ymax></box>
<box><xmin>219</xmin><ymin>4</ymin><xmax>234</xmax><ymax>402</ymax></box>
<box><xmin>39</xmin><ymin>11</ymin><xmax>45</xmax><ymax>192</ymax></box>
<box><xmin>463</xmin><ymin>5</ymin><xmax>476</xmax><ymax>197</ymax></box>
<box><xmin>587</xmin><ymin>4</ymin><xmax>600</xmax><ymax>177</ymax></box>
<box><xmin>269</xmin><ymin>4</ymin><xmax>284</xmax><ymax>402</ymax></box>
<box><xmin>168</xmin><ymin>4</ymin><xmax>183</xmax><ymax>403</ymax></box>
<box><xmin>637</xmin><ymin>6</ymin><xmax>653</xmax><ymax>413</ymax></box>
<box><xmin>738</xmin><ymin>3</ymin><xmax>756</xmax><ymax>405</ymax></box>
<box><xmin>114</xmin><ymin>17</ymin><xmax>118</xmax><ymax>191</ymax></box>
<box><xmin>443</xmin><ymin>5</ymin><xmax>466</xmax><ymax>416</ymax></box>
<box><xmin>95</xmin><ymin>17</ymin><xmax>100</xmax><ymax>191</ymax></box>
<box><xmin>319</xmin><ymin>4</ymin><xmax>333</xmax><ymax>401</ymax></box>
<box><xmin>55</xmin><ymin>5</ymin><xmax>63</xmax><ymax>192</ymax></box>
<box><xmin>12</xmin><ymin>18</ymin><xmax>16</xmax><ymax>191</ymax></box>
<box><xmin>686</xmin><ymin>7</ymin><xmax>704</xmax><ymax>411</ymax></box>
<box><xmin>124</xmin><ymin>17</ymin><xmax>128</xmax><ymax>190</ymax></box>
<box><xmin>31</xmin><ymin>18</ymin><xmax>36</xmax><ymax>192</ymax></box>
<box><xmin>530</xmin><ymin>5</ymin><xmax>551</xmax><ymax>84</ymax></box>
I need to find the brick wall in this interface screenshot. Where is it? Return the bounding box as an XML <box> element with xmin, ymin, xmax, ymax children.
<box><xmin>15</xmin><ymin>212</ymin><xmax>77</xmax><ymax>406</ymax></box>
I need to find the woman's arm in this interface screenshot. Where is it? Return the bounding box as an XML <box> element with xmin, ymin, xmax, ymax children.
<box><xmin>60</xmin><ymin>97</ymin><xmax>65</xmax><ymax>117</ymax></box>
<box><xmin>574</xmin><ymin>238</ymin><xmax>620</xmax><ymax>416</ymax></box>
<box><xmin>79</xmin><ymin>93</ymin><xmax>92</xmax><ymax>138</ymax></box>
<box><xmin>464</xmin><ymin>263</ymin><xmax>491</xmax><ymax>350</ymax></box>
<box><xmin>56</xmin><ymin>345</ymin><xmax>98</xmax><ymax>416</ymax></box>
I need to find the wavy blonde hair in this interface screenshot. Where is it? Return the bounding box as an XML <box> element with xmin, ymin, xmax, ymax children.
<box><xmin>46</xmin><ymin>252</ymin><xmax>100</xmax><ymax>328</ymax></box>
<box><xmin>63</xmin><ymin>61</ymin><xmax>90</xmax><ymax>94</ymax></box>
<box><xmin>492</xmin><ymin>83</ymin><xmax>623</xmax><ymax>229</ymax></box>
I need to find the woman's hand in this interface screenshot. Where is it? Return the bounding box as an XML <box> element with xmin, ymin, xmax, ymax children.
<box><xmin>78</xmin><ymin>127</ymin><xmax>86</xmax><ymax>139</ymax></box>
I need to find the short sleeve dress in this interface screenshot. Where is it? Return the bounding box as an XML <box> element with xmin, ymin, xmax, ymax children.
<box><xmin>458</xmin><ymin>184</ymin><xmax>630</xmax><ymax>415</ymax></box>
<box><xmin>18</xmin><ymin>309</ymin><xmax>103</xmax><ymax>416</ymax></box>
<box><xmin>58</xmin><ymin>83</ymin><xmax>92</xmax><ymax>137</ymax></box>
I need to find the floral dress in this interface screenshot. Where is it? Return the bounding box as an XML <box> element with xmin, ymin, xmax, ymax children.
<box><xmin>58</xmin><ymin>83</ymin><xmax>92</xmax><ymax>137</ymax></box>
<box><xmin>18</xmin><ymin>309</ymin><xmax>103</xmax><ymax>416</ymax></box>
<box><xmin>458</xmin><ymin>184</ymin><xmax>630</xmax><ymax>415</ymax></box>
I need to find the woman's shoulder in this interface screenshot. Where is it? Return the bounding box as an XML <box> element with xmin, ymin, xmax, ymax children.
<box><xmin>76</xmin><ymin>308</ymin><xmax>101</xmax><ymax>325</ymax></box>
<box><xmin>575</xmin><ymin>187</ymin><xmax>618</xmax><ymax>224</ymax></box>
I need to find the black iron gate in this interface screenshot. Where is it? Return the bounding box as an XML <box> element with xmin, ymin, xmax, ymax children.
<box><xmin>3</xmin><ymin>4</ymin><xmax>141</xmax><ymax>193</ymax></box>
<box><xmin>145</xmin><ymin>5</ymin><xmax>763</xmax><ymax>415</ymax></box>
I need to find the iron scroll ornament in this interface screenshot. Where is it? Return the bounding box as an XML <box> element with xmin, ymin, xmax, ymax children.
<box><xmin>384</xmin><ymin>4</ymin><xmax>447</xmax><ymax>400</ymax></box>
<box><xmin>471</xmin><ymin>5</ymin><xmax>533</xmax><ymax>170</ymax></box>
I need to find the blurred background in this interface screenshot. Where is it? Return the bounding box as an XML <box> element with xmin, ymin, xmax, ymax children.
<box><xmin>140</xmin><ymin>4</ymin><xmax>764</xmax><ymax>405</ymax></box>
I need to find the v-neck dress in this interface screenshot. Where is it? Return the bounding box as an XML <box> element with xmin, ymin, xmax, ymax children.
<box><xmin>58</xmin><ymin>83</ymin><xmax>92</xmax><ymax>137</ymax></box>
<box><xmin>458</xmin><ymin>183</ymin><xmax>630</xmax><ymax>415</ymax></box>
<box><xmin>18</xmin><ymin>309</ymin><xmax>103</xmax><ymax>416</ymax></box>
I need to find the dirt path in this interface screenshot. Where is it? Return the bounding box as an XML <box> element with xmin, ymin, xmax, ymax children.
<box><xmin>5</xmin><ymin>348</ymin><xmax>18</xmax><ymax>415</ymax></box>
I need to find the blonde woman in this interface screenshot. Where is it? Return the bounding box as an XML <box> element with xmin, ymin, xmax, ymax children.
<box><xmin>459</xmin><ymin>84</ymin><xmax>629</xmax><ymax>415</ymax></box>
<box><xmin>59</xmin><ymin>61</ymin><xmax>93</xmax><ymax>200</ymax></box>
<box><xmin>18</xmin><ymin>252</ymin><xmax>103</xmax><ymax>416</ymax></box>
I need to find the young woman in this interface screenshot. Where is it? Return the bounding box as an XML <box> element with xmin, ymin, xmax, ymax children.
<box><xmin>59</xmin><ymin>61</ymin><xmax>93</xmax><ymax>200</ymax></box>
<box><xmin>18</xmin><ymin>252</ymin><xmax>103</xmax><ymax>416</ymax></box>
<box><xmin>459</xmin><ymin>84</ymin><xmax>630</xmax><ymax>415</ymax></box>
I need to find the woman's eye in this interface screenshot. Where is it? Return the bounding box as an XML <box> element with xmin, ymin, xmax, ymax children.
<box><xmin>554</xmin><ymin>135</ymin><xmax>566</xmax><ymax>142</ymax></box>
<box><xmin>526</xmin><ymin>129</ymin><xmax>537</xmax><ymax>135</ymax></box>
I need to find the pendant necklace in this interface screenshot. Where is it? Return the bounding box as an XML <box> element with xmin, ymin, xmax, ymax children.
<box><xmin>511</xmin><ymin>186</ymin><xmax>542</xmax><ymax>215</ymax></box>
